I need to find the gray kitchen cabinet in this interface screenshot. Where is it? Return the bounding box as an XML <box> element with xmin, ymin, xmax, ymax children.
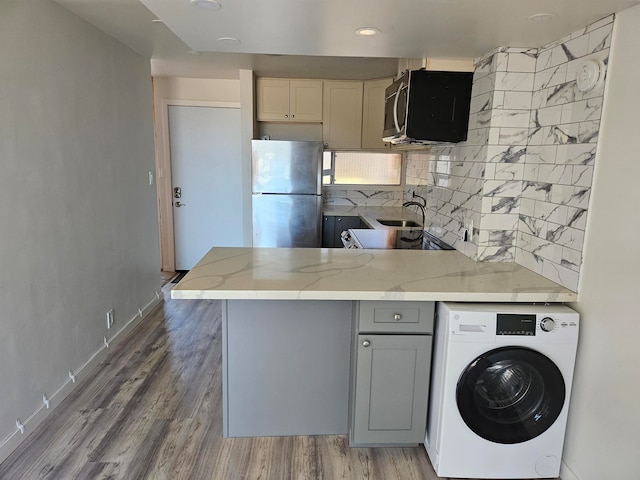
<box><xmin>350</xmin><ymin>301</ymin><xmax>434</xmax><ymax>446</ymax></box>
<box><xmin>322</xmin><ymin>216</ymin><xmax>336</xmax><ymax>247</ymax></box>
<box><xmin>224</xmin><ymin>300</ymin><xmax>353</xmax><ymax>437</ymax></box>
<box><xmin>358</xmin><ymin>300</ymin><xmax>435</xmax><ymax>333</ymax></box>
<box><xmin>322</xmin><ymin>215</ymin><xmax>364</xmax><ymax>248</ymax></box>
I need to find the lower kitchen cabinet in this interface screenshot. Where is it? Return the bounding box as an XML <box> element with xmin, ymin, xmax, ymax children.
<box><xmin>350</xmin><ymin>300</ymin><xmax>434</xmax><ymax>446</ymax></box>
<box><xmin>350</xmin><ymin>334</ymin><xmax>432</xmax><ymax>446</ymax></box>
<box><xmin>224</xmin><ymin>300</ymin><xmax>353</xmax><ymax>437</ymax></box>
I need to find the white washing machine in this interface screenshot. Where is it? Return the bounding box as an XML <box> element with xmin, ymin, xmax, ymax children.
<box><xmin>425</xmin><ymin>302</ymin><xmax>579</xmax><ymax>479</ymax></box>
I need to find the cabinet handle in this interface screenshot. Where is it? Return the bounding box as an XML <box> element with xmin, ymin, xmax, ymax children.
<box><xmin>394</xmin><ymin>313</ymin><xmax>402</xmax><ymax>321</ymax></box>
<box><xmin>362</xmin><ymin>339</ymin><xmax>371</xmax><ymax>347</ymax></box>
<box><xmin>291</xmin><ymin>114</ymin><xmax>295</xmax><ymax>118</ymax></box>
<box><xmin>285</xmin><ymin>114</ymin><xmax>289</xmax><ymax>118</ymax></box>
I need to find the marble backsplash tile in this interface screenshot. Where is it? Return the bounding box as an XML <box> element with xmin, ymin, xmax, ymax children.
<box><xmin>404</xmin><ymin>14</ymin><xmax>614</xmax><ymax>291</ymax></box>
<box><xmin>323</xmin><ymin>187</ymin><xmax>403</xmax><ymax>207</ymax></box>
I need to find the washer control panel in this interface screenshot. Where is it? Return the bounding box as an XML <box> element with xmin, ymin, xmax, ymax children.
<box><xmin>496</xmin><ymin>313</ymin><xmax>537</xmax><ymax>336</ymax></box>
<box><xmin>446</xmin><ymin>303</ymin><xmax>579</xmax><ymax>344</ymax></box>
<box><xmin>495</xmin><ymin>313</ymin><xmax>578</xmax><ymax>337</ymax></box>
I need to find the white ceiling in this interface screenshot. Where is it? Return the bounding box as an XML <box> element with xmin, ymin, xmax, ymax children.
<box><xmin>54</xmin><ymin>0</ymin><xmax>639</xmax><ymax>80</ymax></box>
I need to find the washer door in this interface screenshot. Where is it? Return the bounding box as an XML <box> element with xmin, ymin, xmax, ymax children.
<box><xmin>456</xmin><ymin>346</ymin><xmax>565</xmax><ymax>444</ymax></box>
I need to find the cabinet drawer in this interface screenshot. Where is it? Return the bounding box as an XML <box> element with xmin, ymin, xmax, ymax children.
<box><xmin>358</xmin><ymin>301</ymin><xmax>434</xmax><ymax>333</ymax></box>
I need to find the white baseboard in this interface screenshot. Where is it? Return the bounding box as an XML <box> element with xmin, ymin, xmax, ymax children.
<box><xmin>0</xmin><ymin>294</ymin><xmax>162</xmax><ymax>465</ymax></box>
<box><xmin>560</xmin><ymin>461</ymin><xmax>580</xmax><ymax>480</ymax></box>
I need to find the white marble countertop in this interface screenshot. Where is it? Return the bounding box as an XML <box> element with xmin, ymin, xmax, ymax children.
<box><xmin>322</xmin><ymin>205</ymin><xmax>423</xmax><ymax>229</ymax></box>
<box><xmin>171</xmin><ymin>247</ymin><xmax>576</xmax><ymax>302</ymax></box>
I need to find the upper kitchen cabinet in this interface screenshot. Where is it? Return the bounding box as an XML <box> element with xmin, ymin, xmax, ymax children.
<box><xmin>322</xmin><ymin>81</ymin><xmax>364</xmax><ymax>149</ymax></box>
<box><xmin>361</xmin><ymin>77</ymin><xmax>393</xmax><ymax>149</ymax></box>
<box><xmin>256</xmin><ymin>78</ymin><xmax>323</xmax><ymax>122</ymax></box>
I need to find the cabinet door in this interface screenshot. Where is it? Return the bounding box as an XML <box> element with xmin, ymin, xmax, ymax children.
<box><xmin>322</xmin><ymin>216</ymin><xmax>335</xmax><ymax>248</ymax></box>
<box><xmin>351</xmin><ymin>334</ymin><xmax>432</xmax><ymax>445</ymax></box>
<box><xmin>361</xmin><ymin>78</ymin><xmax>393</xmax><ymax>149</ymax></box>
<box><xmin>323</xmin><ymin>81</ymin><xmax>364</xmax><ymax>149</ymax></box>
<box><xmin>256</xmin><ymin>78</ymin><xmax>290</xmax><ymax>121</ymax></box>
<box><xmin>290</xmin><ymin>80</ymin><xmax>323</xmax><ymax>122</ymax></box>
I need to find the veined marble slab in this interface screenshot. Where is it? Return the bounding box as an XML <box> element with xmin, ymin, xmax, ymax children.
<box><xmin>322</xmin><ymin>205</ymin><xmax>423</xmax><ymax>230</ymax></box>
<box><xmin>171</xmin><ymin>247</ymin><xmax>576</xmax><ymax>302</ymax></box>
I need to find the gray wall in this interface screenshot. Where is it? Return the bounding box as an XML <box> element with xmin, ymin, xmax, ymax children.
<box><xmin>0</xmin><ymin>0</ymin><xmax>160</xmax><ymax>458</ymax></box>
<box><xmin>564</xmin><ymin>5</ymin><xmax>640</xmax><ymax>479</ymax></box>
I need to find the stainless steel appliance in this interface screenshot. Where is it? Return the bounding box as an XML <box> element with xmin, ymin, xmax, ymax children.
<box><xmin>382</xmin><ymin>69</ymin><xmax>473</xmax><ymax>144</ymax></box>
<box><xmin>341</xmin><ymin>229</ymin><xmax>454</xmax><ymax>250</ymax></box>
<box><xmin>252</xmin><ymin>140</ymin><xmax>323</xmax><ymax>247</ymax></box>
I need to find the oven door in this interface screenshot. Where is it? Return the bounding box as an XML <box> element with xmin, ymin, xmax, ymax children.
<box><xmin>456</xmin><ymin>346</ymin><xmax>566</xmax><ymax>444</ymax></box>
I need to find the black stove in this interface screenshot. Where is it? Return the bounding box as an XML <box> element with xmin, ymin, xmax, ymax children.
<box><xmin>342</xmin><ymin>228</ymin><xmax>454</xmax><ymax>250</ymax></box>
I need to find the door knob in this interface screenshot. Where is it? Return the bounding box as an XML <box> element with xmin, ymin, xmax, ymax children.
<box><xmin>175</xmin><ymin>201</ymin><xmax>186</xmax><ymax>207</ymax></box>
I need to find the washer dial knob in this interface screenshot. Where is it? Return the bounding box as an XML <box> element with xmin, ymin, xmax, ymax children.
<box><xmin>540</xmin><ymin>317</ymin><xmax>556</xmax><ymax>332</ymax></box>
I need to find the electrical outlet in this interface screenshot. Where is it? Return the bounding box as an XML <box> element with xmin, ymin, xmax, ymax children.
<box><xmin>106</xmin><ymin>309</ymin><xmax>114</xmax><ymax>329</ymax></box>
<box><xmin>461</xmin><ymin>220</ymin><xmax>474</xmax><ymax>242</ymax></box>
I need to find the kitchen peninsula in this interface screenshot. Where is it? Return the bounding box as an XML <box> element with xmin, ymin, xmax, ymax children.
<box><xmin>172</xmin><ymin>247</ymin><xmax>575</xmax><ymax>445</ymax></box>
<box><xmin>171</xmin><ymin>247</ymin><xmax>575</xmax><ymax>302</ymax></box>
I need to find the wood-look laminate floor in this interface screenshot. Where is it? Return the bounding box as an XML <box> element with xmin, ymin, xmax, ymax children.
<box><xmin>0</xmin><ymin>287</ymin><xmax>556</xmax><ymax>480</ymax></box>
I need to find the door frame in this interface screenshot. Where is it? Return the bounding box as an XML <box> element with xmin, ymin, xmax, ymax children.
<box><xmin>156</xmin><ymin>99</ymin><xmax>241</xmax><ymax>272</ymax></box>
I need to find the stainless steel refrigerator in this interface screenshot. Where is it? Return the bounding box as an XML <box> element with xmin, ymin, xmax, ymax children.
<box><xmin>252</xmin><ymin>140</ymin><xmax>323</xmax><ymax>247</ymax></box>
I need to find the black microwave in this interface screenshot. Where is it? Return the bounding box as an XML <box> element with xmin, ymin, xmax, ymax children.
<box><xmin>382</xmin><ymin>69</ymin><xmax>473</xmax><ymax>144</ymax></box>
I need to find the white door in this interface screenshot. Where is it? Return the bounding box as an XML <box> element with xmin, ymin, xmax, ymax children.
<box><xmin>169</xmin><ymin>105</ymin><xmax>243</xmax><ymax>270</ymax></box>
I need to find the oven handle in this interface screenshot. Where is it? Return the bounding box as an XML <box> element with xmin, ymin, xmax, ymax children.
<box><xmin>393</xmin><ymin>82</ymin><xmax>404</xmax><ymax>133</ymax></box>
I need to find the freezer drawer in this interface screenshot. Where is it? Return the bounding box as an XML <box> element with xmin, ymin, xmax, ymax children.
<box><xmin>252</xmin><ymin>194</ymin><xmax>322</xmax><ymax>247</ymax></box>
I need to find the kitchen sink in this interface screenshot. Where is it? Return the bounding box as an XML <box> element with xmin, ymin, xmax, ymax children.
<box><xmin>377</xmin><ymin>219</ymin><xmax>421</xmax><ymax>228</ymax></box>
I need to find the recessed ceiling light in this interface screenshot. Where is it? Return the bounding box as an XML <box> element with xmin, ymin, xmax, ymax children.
<box><xmin>151</xmin><ymin>19</ymin><xmax>164</xmax><ymax>24</ymax></box>
<box><xmin>528</xmin><ymin>13</ymin><xmax>557</xmax><ymax>23</ymax></box>
<box><xmin>217</xmin><ymin>37</ymin><xmax>241</xmax><ymax>45</ymax></box>
<box><xmin>187</xmin><ymin>50</ymin><xmax>202</xmax><ymax>55</ymax></box>
<box><xmin>355</xmin><ymin>27</ymin><xmax>380</xmax><ymax>36</ymax></box>
<box><xmin>190</xmin><ymin>0</ymin><xmax>221</xmax><ymax>10</ymax></box>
